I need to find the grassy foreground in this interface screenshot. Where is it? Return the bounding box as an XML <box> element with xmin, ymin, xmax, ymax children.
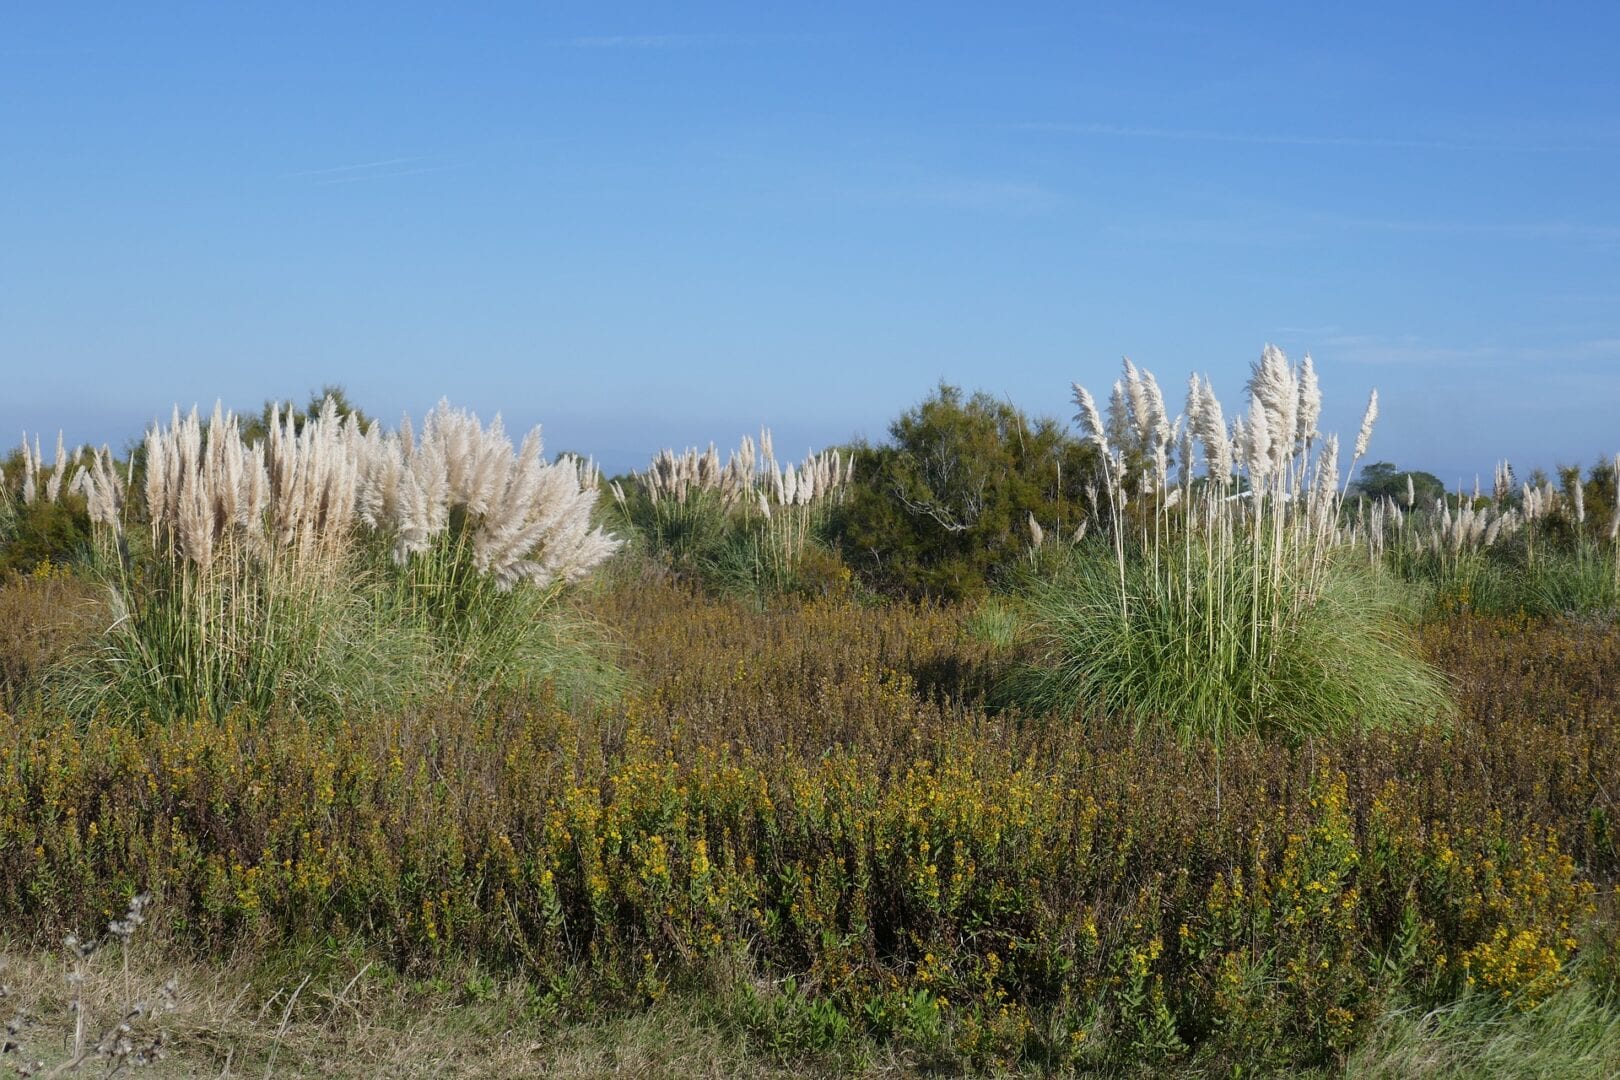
<box><xmin>2</xmin><ymin>946</ymin><xmax>1617</xmax><ymax>1078</ymax></box>
<box><xmin>3</xmin><ymin>576</ymin><xmax>1619</xmax><ymax>1075</ymax></box>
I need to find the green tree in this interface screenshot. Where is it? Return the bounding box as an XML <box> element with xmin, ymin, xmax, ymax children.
<box><xmin>834</xmin><ymin>383</ymin><xmax>1098</xmax><ymax>599</ymax></box>
<box><xmin>1353</xmin><ymin>462</ymin><xmax>1445</xmax><ymax>507</ymax></box>
<box><xmin>241</xmin><ymin>384</ymin><xmax>372</xmax><ymax>445</ymax></box>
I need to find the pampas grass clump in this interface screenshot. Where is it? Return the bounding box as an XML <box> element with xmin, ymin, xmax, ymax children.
<box><xmin>611</xmin><ymin>429</ymin><xmax>852</xmax><ymax>597</ymax></box>
<box><xmin>1362</xmin><ymin>456</ymin><xmax>1620</xmax><ymax>619</ymax></box>
<box><xmin>1015</xmin><ymin>347</ymin><xmax>1451</xmax><ymax>742</ymax></box>
<box><xmin>1014</xmin><ymin>541</ymin><xmax>1449</xmax><ymax>742</ymax></box>
<box><xmin>58</xmin><ymin>398</ymin><xmax>620</xmax><ymax>721</ymax></box>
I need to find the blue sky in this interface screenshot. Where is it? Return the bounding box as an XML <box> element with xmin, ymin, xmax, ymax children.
<box><xmin>3</xmin><ymin>2</ymin><xmax>1617</xmax><ymax>480</ymax></box>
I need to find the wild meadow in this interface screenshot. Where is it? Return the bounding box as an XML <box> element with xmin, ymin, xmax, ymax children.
<box><xmin>1</xmin><ymin>356</ymin><xmax>1618</xmax><ymax>1077</ymax></box>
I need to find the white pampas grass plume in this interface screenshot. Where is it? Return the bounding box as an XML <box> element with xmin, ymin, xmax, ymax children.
<box><xmin>1243</xmin><ymin>392</ymin><xmax>1272</xmax><ymax>482</ymax></box>
<box><xmin>1072</xmin><ymin>384</ymin><xmax>1109</xmax><ymax>453</ymax></box>
<box><xmin>1123</xmin><ymin>359</ymin><xmax>1150</xmax><ymax>449</ymax></box>
<box><xmin>1353</xmin><ymin>389</ymin><xmax>1378</xmax><ymax>460</ymax></box>
<box><xmin>1106</xmin><ymin>379</ymin><xmax>1131</xmax><ymax>452</ymax></box>
<box><xmin>1193</xmin><ymin>377</ymin><xmax>1231</xmax><ymax>482</ymax></box>
<box><xmin>1574</xmin><ymin>478</ymin><xmax>1586</xmax><ymax>524</ymax></box>
<box><xmin>1296</xmin><ymin>353</ymin><xmax>1322</xmax><ymax>444</ymax></box>
<box><xmin>1247</xmin><ymin>345</ymin><xmax>1297</xmax><ymax>469</ymax></box>
<box><xmin>1611</xmin><ymin>454</ymin><xmax>1620</xmax><ymax>540</ymax></box>
<box><xmin>402</xmin><ymin>401</ymin><xmax>620</xmax><ymax>589</ymax></box>
<box><xmin>1484</xmin><ymin>514</ymin><xmax>1504</xmax><ymax>548</ymax></box>
<box><xmin>1405</xmin><ymin>474</ymin><xmax>1415</xmax><ymax>510</ymax></box>
<box><xmin>1142</xmin><ymin>366</ymin><xmax>1172</xmax><ymax>450</ymax></box>
<box><xmin>1183</xmin><ymin>373</ymin><xmax>1204</xmax><ymax>438</ymax></box>
<box><xmin>1311</xmin><ymin>433</ymin><xmax>1341</xmax><ymax>515</ymax></box>
<box><xmin>45</xmin><ymin>432</ymin><xmax>66</xmax><ymax>503</ymax></box>
<box><xmin>1028</xmin><ymin>513</ymin><xmax>1044</xmax><ymax>547</ymax></box>
<box><xmin>1177</xmin><ymin>416</ymin><xmax>1194</xmax><ymax>489</ymax></box>
<box><xmin>77</xmin><ymin>446</ymin><xmax>126</xmax><ymax>530</ymax></box>
<box><xmin>20</xmin><ymin>435</ymin><xmax>37</xmax><ymax>505</ymax></box>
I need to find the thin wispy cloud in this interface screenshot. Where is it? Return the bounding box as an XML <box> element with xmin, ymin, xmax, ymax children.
<box><xmin>1321</xmin><ymin>333</ymin><xmax>1620</xmax><ymax>368</ymax></box>
<box><xmin>1321</xmin><ymin>215</ymin><xmax>1620</xmax><ymax>242</ymax></box>
<box><xmin>286</xmin><ymin>157</ymin><xmax>419</xmax><ymax>179</ymax></box>
<box><xmin>314</xmin><ymin>163</ymin><xmax>468</xmax><ymax>186</ymax></box>
<box><xmin>1019</xmin><ymin>121</ymin><xmax>1606</xmax><ymax>154</ymax></box>
<box><xmin>559</xmin><ymin>32</ymin><xmax>833</xmax><ymax>50</ymax></box>
<box><xmin>566</xmin><ymin>34</ymin><xmax>709</xmax><ymax>49</ymax></box>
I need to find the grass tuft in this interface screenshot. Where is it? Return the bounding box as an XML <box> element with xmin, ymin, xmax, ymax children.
<box><xmin>1011</xmin><ymin>540</ymin><xmax>1452</xmax><ymax>742</ymax></box>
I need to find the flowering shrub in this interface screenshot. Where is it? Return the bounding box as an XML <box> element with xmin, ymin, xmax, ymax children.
<box><xmin>1</xmin><ymin>584</ymin><xmax>1611</xmax><ymax>1070</ymax></box>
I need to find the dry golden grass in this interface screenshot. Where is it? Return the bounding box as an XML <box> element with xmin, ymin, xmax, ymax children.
<box><xmin>1</xmin><ymin>943</ymin><xmax>919</xmax><ymax>1078</ymax></box>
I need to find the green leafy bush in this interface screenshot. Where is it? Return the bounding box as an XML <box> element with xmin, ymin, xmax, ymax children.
<box><xmin>833</xmin><ymin>383</ymin><xmax>1097</xmax><ymax>599</ymax></box>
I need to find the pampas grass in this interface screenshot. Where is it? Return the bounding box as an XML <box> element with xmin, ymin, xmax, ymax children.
<box><xmin>611</xmin><ymin>430</ymin><xmax>852</xmax><ymax>598</ymax></box>
<box><xmin>58</xmin><ymin>398</ymin><xmax>621</xmax><ymax>722</ymax></box>
<box><xmin>1366</xmin><ymin>460</ymin><xmax>1620</xmax><ymax>619</ymax></box>
<box><xmin>1012</xmin><ymin>541</ymin><xmax>1448</xmax><ymax>741</ymax></box>
<box><xmin>1018</xmin><ymin>347</ymin><xmax>1450</xmax><ymax>742</ymax></box>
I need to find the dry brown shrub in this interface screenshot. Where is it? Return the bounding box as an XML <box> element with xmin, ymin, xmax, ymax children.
<box><xmin>0</xmin><ymin>569</ymin><xmax>104</xmax><ymax>704</ymax></box>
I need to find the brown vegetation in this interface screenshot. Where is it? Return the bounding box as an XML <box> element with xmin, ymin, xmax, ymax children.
<box><xmin>2</xmin><ymin>577</ymin><xmax>1616</xmax><ymax>1073</ymax></box>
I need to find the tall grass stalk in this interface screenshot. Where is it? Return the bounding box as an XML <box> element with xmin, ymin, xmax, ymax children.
<box><xmin>1347</xmin><ymin>981</ymin><xmax>1620</xmax><ymax>1079</ymax></box>
<box><xmin>67</xmin><ymin>534</ymin><xmax>389</xmax><ymax>722</ymax></box>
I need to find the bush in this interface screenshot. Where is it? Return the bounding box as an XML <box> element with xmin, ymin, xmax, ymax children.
<box><xmin>0</xmin><ymin>563</ymin><xmax>103</xmax><ymax>707</ymax></box>
<box><xmin>833</xmin><ymin>384</ymin><xmax>1097</xmax><ymax>600</ymax></box>
<box><xmin>606</xmin><ymin>434</ymin><xmax>853</xmax><ymax>603</ymax></box>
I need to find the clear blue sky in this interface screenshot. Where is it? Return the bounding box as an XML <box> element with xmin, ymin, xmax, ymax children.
<box><xmin>4</xmin><ymin>2</ymin><xmax>1617</xmax><ymax>480</ymax></box>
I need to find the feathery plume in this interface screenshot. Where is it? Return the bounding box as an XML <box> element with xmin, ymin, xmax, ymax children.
<box><xmin>1122</xmin><ymin>359</ymin><xmax>1150</xmax><ymax>450</ymax></box>
<box><xmin>1246</xmin><ymin>344</ymin><xmax>1298</xmax><ymax>469</ymax></box>
<box><xmin>1243</xmin><ymin>392</ymin><xmax>1272</xmax><ymax>482</ymax></box>
<box><xmin>45</xmin><ymin>432</ymin><xmax>67</xmax><ymax>503</ymax></box>
<box><xmin>1072</xmin><ymin>384</ymin><xmax>1109</xmax><ymax>453</ymax></box>
<box><xmin>1106</xmin><ymin>380</ymin><xmax>1131</xmax><ymax>452</ymax></box>
<box><xmin>20</xmin><ymin>435</ymin><xmax>36</xmax><ymax>505</ymax></box>
<box><xmin>1296</xmin><ymin>353</ymin><xmax>1322</xmax><ymax>444</ymax></box>
<box><xmin>1353</xmin><ymin>389</ymin><xmax>1378</xmax><ymax>460</ymax></box>
<box><xmin>1195</xmin><ymin>377</ymin><xmax>1231</xmax><ymax>482</ymax></box>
